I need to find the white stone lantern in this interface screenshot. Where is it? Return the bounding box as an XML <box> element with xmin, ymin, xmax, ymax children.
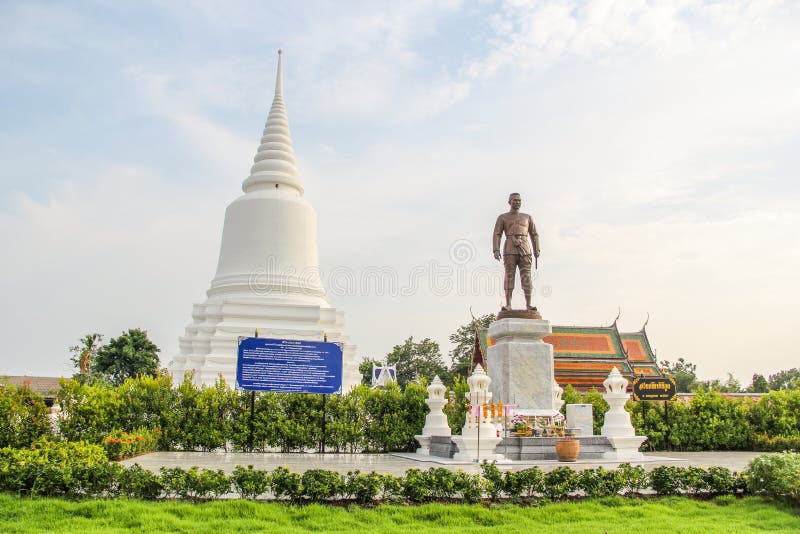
<box><xmin>601</xmin><ymin>366</ymin><xmax>647</xmax><ymax>459</ymax></box>
<box><xmin>452</xmin><ymin>365</ymin><xmax>505</xmax><ymax>462</ymax></box>
<box><xmin>414</xmin><ymin>376</ymin><xmax>452</xmax><ymax>455</ymax></box>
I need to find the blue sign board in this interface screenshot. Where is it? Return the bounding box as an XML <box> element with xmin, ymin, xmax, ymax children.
<box><xmin>236</xmin><ymin>337</ymin><xmax>343</xmax><ymax>394</ymax></box>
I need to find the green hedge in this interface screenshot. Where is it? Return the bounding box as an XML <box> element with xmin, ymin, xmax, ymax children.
<box><xmin>52</xmin><ymin>376</ymin><xmax>427</xmax><ymax>453</ymax></box>
<box><xmin>3</xmin><ymin>377</ymin><xmax>800</xmax><ymax>453</ymax></box>
<box><xmin>627</xmin><ymin>389</ymin><xmax>800</xmax><ymax>451</ymax></box>
<box><xmin>3</xmin><ymin>458</ymin><xmax>785</xmax><ymax>503</ymax></box>
<box><xmin>3</xmin><ymin>448</ymin><xmax>798</xmax><ymax>505</ymax></box>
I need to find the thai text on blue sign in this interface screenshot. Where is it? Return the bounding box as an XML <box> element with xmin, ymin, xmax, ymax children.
<box><xmin>236</xmin><ymin>337</ymin><xmax>343</xmax><ymax>394</ymax></box>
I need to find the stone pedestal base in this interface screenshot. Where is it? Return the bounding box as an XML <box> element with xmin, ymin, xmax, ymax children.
<box><xmin>170</xmin><ymin>298</ymin><xmax>360</xmax><ymax>390</ymax></box>
<box><xmin>452</xmin><ymin>429</ymin><xmax>505</xmax><ymax>462</ymax></box>
<box><xmin>414</xmin><ymin>435</ymin><xmax>431</xmax><ymax>455</ymax></box>
<box><xmin>567</xmin><ymin>404</ymin><xmax>594</xmax><ymax>437</ymax></box>
<box><xmin>487</xmin><ymin>318</ymin><xmax>554</xmax><ymax>411</ymax></box>
<box><xmin>602</xmin><ymin>436</ymin><xmax>648</xmax><ymax>460</ymax></box>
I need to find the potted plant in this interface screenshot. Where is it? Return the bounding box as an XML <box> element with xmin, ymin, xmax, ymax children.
<box><xmin>510</xmin><ymin>415</ymin><xmax>531</xmax><ymax>437</ymax></box>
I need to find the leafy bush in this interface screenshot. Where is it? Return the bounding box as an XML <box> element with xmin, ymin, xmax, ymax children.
<box><xmin>343</xmin><ymin>470</ymin><xmax>383</xmax><ymax>504</ymax></box>
<box><xmin>1</xmin><ymin>439</ymin><xmax>107</xmax><ymax>467</ymax></box>
<box><xmin>702</xmin><ymin>466</ymin><xmax>736</xmax><ymax>496</ymax></box>
<box><xmin>0</xmin><ymin>461</ymin><xmax>768</xmax><ymax>503</ymax></box>
<box><xmin>119</xmin><ymin>464</ymin><xmax>162</xmax><ymax>500</ymax></box>
<box><xmin>578</xmin><ymin>467</ymin><xmax>625</xmax><ymax>498</ymax></box>
<box><xmin>747</xmin><ymin>452</ymin><xmax>800</xmax><ymax>504</ymax></box>
<box><xmin>543</xmin><ymin>467</ymin><xmax>579</xmax><ymax>499</ymax></box>
<box><xmin>452</xmin><ymin>471</ymin><xmax>483</xmax><ymax>503</ymax></box>
<box><xmin>616</xmin><ymin>463</ymin><xmax>648</xmax><ymax>495</ymax></box>
<box><xmin>103</xmin><ymin>427</ymin><xmax>160</xmax><ymax>460</ymax></box>
<box><xmin>401</xmin><ymin>468</ymin><xmax>430</xmax><ymax>503</ymax></box>
<box><xmin>299</xmin><ymin>469</ymin><xmax>344</xmax><ymax>502</ymax></box>
<box><xmin>379</xmin><ymin>473</ymin><xmax>403</xmax><ymax>500</ymax></box>
<box><xmin>0</xmin><ymin>384</ymin><xmax>52</xmax><ymax>448</ymax></box>
<box><xmin>231</xmin><ymin>465</ymin><xmax>270</xmax><ymax>500</ymax></box>
<box><xmin>504</xmin><ymin>467</ymin><xmax>545</xmax><ymax>500</ymax></box>
<box><xmin>752</xmin><ymin>433</ymin><xmax>800</xmax><ymax>452</ymax></box>
<box><xmin>649</xmin><ymin>466</ymin><xmax>684</xmax><ymax>495</ymax></box>
<box><xmin>269</xmin><ymin>466</ymin><xmax>301</xmax><ymax>500</ymax></box>
<box><xmin>160</xmin><ymin>466</ymin><xmax>229</xmax><ymax>500</ymax></box>
<box><xmin>480</xmin><ymin>462</ymin><xmax>504</xmax><ymax>501</ymax></box>
<box><xmin>426</xmin><ymin>468</ymin><xmax>459</xmax><ymax>499</ymax></box>
<box><xmin>66</xmin><ymin>462</ymin><xmax>125</xmax><ymax>498</ymax></box>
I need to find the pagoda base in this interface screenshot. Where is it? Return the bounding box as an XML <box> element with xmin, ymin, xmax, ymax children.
<box><xmin>170</xmin><ymin>297</ymin><xmax>359</xmax><ymax>390</ymax></box>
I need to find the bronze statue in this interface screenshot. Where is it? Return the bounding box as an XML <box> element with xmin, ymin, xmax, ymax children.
<box><xmin>493</xmin><ymin>193</ymin><xmax>540</xmax><ymax>311</ymax></box>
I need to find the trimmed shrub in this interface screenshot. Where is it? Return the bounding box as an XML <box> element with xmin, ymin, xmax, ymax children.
<box><xmin>119</xmin><ymin>464</ymin><xmax>162</xmax><ymax>500</ymax></box>
<box><xmin>746</xmin><ymin>452</ymin><xmax>800</xmax><ymax>504</ymax></box>
<box><xmin>67</xmin><ymin>462</ymin><xmax>125</xmax><ymax>498</ymax></box>
<box><xmin>649</xmin><ymin>465</ymin><xmax>683</xmax><ymax>495</ymax></box>
<box><xmin>480</xmin><ymin>462</ymin><xmax>504</xmax><ymax>501</ymax></box>
<box><xmin>343</xmin><ymin>470</ymin><xmax>383</xmax><ymax>504</ymax></box>
<box><xmin>702</xmin><ymin>466</ymin><xmax>736</xmax><ymax>496</ymax></box>
<box><xmin>160</xmin><ymin>466</ymin><xmax>229</xmax><ymax>500</ymax></box>
<box><xmin>578</xmin><ymin>467</ymin><xmax>625</xmax><ymax>498</ymax></box>
<box><xmin>300</xmin><ymin>469</ymin><xmax>344</xmax><ymax>502</ymax></box>
<box><xmin>401</xmin><ymin>468</ymin><xmax>430</xmax><ymax>503</ymax></box>
<box><xmin>505</xmin><ymin>466</ymin><xmax>545</xmax><ymax>500</ymax></box>
<box><xmin>617</xmin><ymin>463</ymin><xmax>648</xmax><ymax>495</ymax></box>
<box><xmin>270</xmin><ymin>466</ymin><xmax>301</xmax><ymax>501</ymax></box>
<box><xmin>543</xmin><ymin>467</ymin><xmax>579</xmax><ymax>499</ymax></box>
<box><xmin>231</xmin><ymin>465</ymin><xmax>270</xmax><ymax>500</ymax></box>
<box><xmin>379</xmin><ymin>473</ymin><xmax>403</xmax><ymax>500</ymax></box>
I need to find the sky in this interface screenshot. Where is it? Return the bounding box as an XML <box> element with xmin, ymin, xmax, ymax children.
<box><xmin>1</xmin><ymin>0</ymin><xmax>799</xmax><ymax>384</ymax></box>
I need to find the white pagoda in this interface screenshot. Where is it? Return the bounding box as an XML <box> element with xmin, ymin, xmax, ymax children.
<box><xmin>170</xmin><ymin>50</ymin><xmax>360</xmax><ymax>390</ymax></box>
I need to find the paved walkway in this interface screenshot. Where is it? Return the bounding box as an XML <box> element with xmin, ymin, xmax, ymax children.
<box><xmin>120</xmin><ymin>451</ymin><xmax>763</xmax><ymax>475</ymax></box>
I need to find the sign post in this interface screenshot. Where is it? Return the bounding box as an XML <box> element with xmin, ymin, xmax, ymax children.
<box><xmin>236</xmin><ymin>337</ymin><xmax>343</xmax><ymax>394</ymax></box>
<box><xmin>237</xmin><ymin>337</ymin><xmax>343</xmax><ymax>453</ymax></box>
<box><xmin>632</xmin><ymin>376</ymin><xmax>678</xmax><ymax>402</ymax></box>
<box><xmin>632</xmin><ymin>376</ymin><xmax>677</xmax><ymax>451</ymax></box>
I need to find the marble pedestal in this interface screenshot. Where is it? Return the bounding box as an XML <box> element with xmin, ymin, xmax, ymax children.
<box><xmin>487</xmin><ymin>318</ymin><xmax>554</xmax><ymax>411</ymax></box>
<box><xmin>566</xmin><ymin>404</ymin><xmax>594</xmax><ymax>437</ymax></box>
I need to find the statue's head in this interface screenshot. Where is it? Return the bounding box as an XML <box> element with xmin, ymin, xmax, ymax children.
<box><xmin>508</xmin><ymin>192</ymin><xmax>522</xmax><ymax>210</ymax></box>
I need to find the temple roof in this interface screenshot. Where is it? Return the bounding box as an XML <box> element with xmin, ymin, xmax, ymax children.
<box><xmin>480</xmin><ymin>320</ymin><xmax>662</xmax><ymax>391</ymax></box>
<box><xmin>619</xmin><ymin>326</ymin><xmax>661</xmax><ymax>378</ymax></box>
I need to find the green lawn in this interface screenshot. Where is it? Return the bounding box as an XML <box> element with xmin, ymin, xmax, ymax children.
<box><xmin>0</xmin><ymin>495</ymin><xmax>797</xmax><ymax>533</ymax></box>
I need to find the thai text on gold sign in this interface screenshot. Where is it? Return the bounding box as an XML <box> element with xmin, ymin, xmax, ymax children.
<box><xmin>632</xmin><ymin>376</ymin><xmax>677</xmax><ymax>401</ymax></box>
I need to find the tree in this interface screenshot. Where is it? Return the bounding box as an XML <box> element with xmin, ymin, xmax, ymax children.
<box><xmin>448</xmin><ymin>313</ymin><xmax>496</xmax><ymax>378</ymax></box>
<box><xmin>659</xmin><ymin>357</ymin><xmax>698</xmax><ymax>393</ymax></box>
<box><xmin>92</xmin><ymin>328</ymin><xmax>161</xmax><ymax>386</ymax></box>
<box><xmin>767</xmin><ymin>368</ymin><xmax>800</xmax><ymax>391</ymax></box>
<box><xmin>358</xmin><ymin>358</ymin><xmax>379</xmax><ymax>386</ymax></box>
<box><xmin>748</xmin><ymin>373</ymin><xmax>769</xmax><ymax>393</ymax></box>
<box><xmin>386</xmin><ymin>336</ymin><xmax>448</xmax><ymax>388</ymax></box>
<box><xmin>69</xmin><ymin>333</ymin><xmax>104</xmax><ymax>383</ymax></box>
<box><xmin>698</xmin><ymin>373</ymin><xmax>742</xmax><ymax>393</ymax></box>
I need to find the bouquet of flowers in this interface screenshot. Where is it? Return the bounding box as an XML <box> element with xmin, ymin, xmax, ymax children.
<box><xmin>510</xmin><ymin>414</ymin><xmax>529</xmax><ymax>432</ymax></box>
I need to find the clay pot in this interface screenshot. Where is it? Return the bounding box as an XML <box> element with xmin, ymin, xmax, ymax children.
<box><xmin>555</xmin><ymin>438</ymin><xmax>580</xmax><ymax>462</ymax></box>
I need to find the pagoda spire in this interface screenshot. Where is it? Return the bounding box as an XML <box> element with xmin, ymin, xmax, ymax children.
<box><xmin>275</xmin><ymin>48</ymin><xmax>283</xmax><ymax>96</ymax></box>
<box><xmin>242</xmin><ymin>49</ymin><xmax>302</xmax><ymax>194</ymax></box>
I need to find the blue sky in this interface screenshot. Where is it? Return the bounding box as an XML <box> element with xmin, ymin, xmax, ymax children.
<box><xmin>2</xmin><ymin>0</ymin><xmax>799</xmax><ymax>383</ymax></box>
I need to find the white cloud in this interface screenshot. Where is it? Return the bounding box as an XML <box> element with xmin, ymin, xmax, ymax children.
<box><xmin>0</xmin><ymin>165</ymin><xmax>226</xmax><ymax>375</ymax></box>
<box><xmin>2</xmin><ymin>0</ymin><xmax>800</xmax><ymax>385</ymax></box>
